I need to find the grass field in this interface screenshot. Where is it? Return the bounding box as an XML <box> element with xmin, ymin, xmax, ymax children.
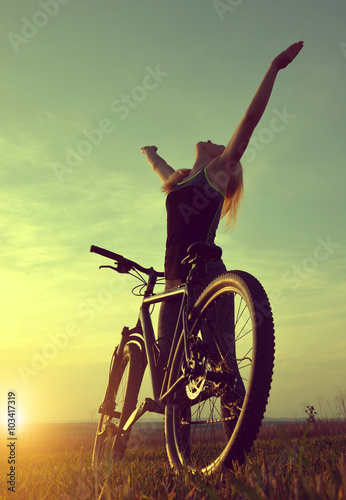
<box><xmin>1</xmin><ymin>419</ymin><xmax>346</xmax><ymax>499</ymax></box>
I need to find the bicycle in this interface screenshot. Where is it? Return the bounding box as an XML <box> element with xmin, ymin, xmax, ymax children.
<box><xmin>90</xmin><ymin>241</ymin><xmax>275</xmax><ymax>474</ymax></box>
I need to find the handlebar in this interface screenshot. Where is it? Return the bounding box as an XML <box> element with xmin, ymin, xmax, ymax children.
<box><xmin>90</xmin><ymin>245</ymin><xmax>165</xmax><ymax>278</ymax></box>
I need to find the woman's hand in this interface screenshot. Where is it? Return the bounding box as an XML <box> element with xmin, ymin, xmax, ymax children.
<box><xmin>141</xmin><ymin>145</ymin><xmax>158</xmax><ymax>155</ymax></box>
<box><xmin>272</xmin><ymin>41</ymin><xmax>304</xmax><ymax>71</ymax></box>
<box><xmin>141</xmin><ymin>145</ymin><xmax>175</xmax><ymax>181</ymax></box>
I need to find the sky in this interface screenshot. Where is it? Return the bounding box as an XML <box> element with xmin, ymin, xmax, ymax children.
<box><xmin>1</xmin><ymin>0</ymin><xmax>345</xmax><ymax>427</ymax></box>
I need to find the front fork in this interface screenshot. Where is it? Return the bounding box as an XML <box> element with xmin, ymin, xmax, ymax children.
<box><xmin>99</xmin><ymin>320</ymin><xmax>146</xmax><ymax>418</ymax></box>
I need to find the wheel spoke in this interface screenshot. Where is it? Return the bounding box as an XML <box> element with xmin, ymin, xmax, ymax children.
<box><xmin>166</xmin><ymin>271</ymin><xmax>275</xmax><ymax>474</ymax></box>
<box><xmin>235</xmin><ymin>316</ymin><xmax>252</xmax><ymax>341</ymax></box>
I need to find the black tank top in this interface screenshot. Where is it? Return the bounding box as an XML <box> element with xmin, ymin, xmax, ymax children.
<box><xmin>165</xmin><ymin>167</ymin><xmax>224</xmax><ymax>280</ymax></box>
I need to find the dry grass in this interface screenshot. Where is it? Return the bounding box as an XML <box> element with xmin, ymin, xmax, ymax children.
<box><xmin>1</xmin><ymin>419</ymin><xmax>346</xmax><ymax>499</ymax></box>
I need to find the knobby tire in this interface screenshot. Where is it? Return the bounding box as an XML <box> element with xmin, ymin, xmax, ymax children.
<box><xmin>92</xmin><ymin>341</ymin><xmax>143</xmax><ymax>469</ymax></box>
<box><xmin>165</xmin><ymin>271</ymin><xmax>275</xmax><ymax>474</ymax></box>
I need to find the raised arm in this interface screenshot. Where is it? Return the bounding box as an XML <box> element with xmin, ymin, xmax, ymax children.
<box><xmin>216</xmin><ymin>41</ymin><xmax>304</xmax><ymax>171</ymax></box>
<box><xmin>141</xmin><ymin>145</ymin><xmax>175</xmax><ymax>183</ymax></box>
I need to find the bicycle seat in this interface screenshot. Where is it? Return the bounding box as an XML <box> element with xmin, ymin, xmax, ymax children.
<box><xmin>181</xmin><ymin>241</ymin><xmax>222</xmax><ymax>266</ymax></box>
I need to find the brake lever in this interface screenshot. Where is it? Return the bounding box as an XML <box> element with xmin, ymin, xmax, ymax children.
<box><xmin>99</xmin><ymin>265</ymin><xmax>118</xmax><ymax>272</ymax></box>
<box><xmin>99</xmin><ymin>257</ymin><xmax>133</xmax><ymax>274</ymax></box>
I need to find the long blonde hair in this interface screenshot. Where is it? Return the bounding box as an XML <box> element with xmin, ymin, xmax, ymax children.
<box><xmin>162</xmin><ymin>164</ymin><xmax>244</xmax><ymax>229</ymax></box>
<box><xmin>221</xmin><ymin>161</ymin><xmax>244</xmax><ymax>229</ymax></box>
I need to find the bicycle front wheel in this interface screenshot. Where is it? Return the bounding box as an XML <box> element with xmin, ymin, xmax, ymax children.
<box><xmin>92</xmin><ymin>341</ymin><xmax>143</xmax><ymax>469</ymax></box>
<box><xmin>165</xmin><ymin>271</ymin><xmax>275</xmax><ymax>474</ymax></box>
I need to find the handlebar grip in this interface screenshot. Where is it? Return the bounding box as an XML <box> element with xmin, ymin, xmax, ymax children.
<box><xmin>90</xmin><ymin>244</ymin><xmax>165</xmax><ymax>278</ymax></box>
<box><xmin>90</xmin><ymin>245</ymin><xmax>123</xmax><ymax>262</ymax></box>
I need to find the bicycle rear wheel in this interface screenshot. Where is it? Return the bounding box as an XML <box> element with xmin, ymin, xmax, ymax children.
<box><xmin>165</xmin><ymin>271</ymin><xmax>275</xmax><ymax>474</ymax></box>
<box><xmin>92</xmin><ymin>341</ymin><xmax>143</xmax><ymax>469</ymax></box>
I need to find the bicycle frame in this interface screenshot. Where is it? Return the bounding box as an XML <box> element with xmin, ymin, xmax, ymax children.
<box><xmin>140</xmin><ymin>282</ymin><xmax>187</xmax><ymax>400</ymax></box>
<box><xmin>114</xmin><ymin>266</ymin><xmax>204</xmax><ymax>438</ymax></box>
<box><xmin>90</xmin><ymin>244</ymin><xmax>208</xmax><ymax>438</ymax></box>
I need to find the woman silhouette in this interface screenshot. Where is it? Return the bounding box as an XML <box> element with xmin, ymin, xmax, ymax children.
<box><xmin>142</xmin><ymin>41</ymin><xmax>304</xmax><ymax>370</ymax></box>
